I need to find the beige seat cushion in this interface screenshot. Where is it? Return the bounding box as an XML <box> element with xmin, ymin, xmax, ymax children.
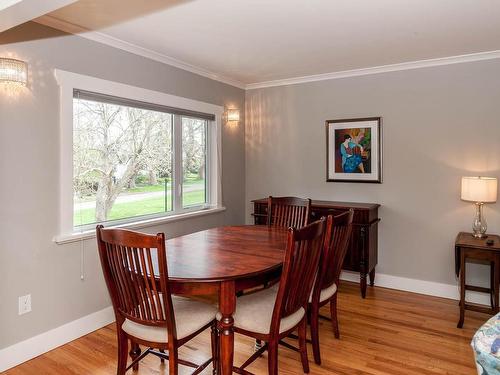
<box><xmin>271</xmin><ymin>281</ymin><xmax>337</xmax><ymax>304</ymax></box>
<box><xmin>122</xmin><ymin>296</ymin><xmax>217</xmax><ymax>342</ymax></box>
<box><xmin>217</xmin><ymin>287</ymin><xmax>305</xmax><ymax>335</ymax></box>
<box><xmin>309</xmin><ymin>282</ymin><xmax>337</xmax><ymax>303</ymax></box>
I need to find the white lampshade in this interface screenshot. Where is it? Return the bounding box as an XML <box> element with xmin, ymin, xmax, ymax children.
<box><xmin>461</xmin><ymin>176</ymin><xmax>498</xmax><ymax>203</ymax></box>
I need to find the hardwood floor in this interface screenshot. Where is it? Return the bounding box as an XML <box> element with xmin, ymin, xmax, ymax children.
<box><xmin>4</xmin><ymin>282</ymin><xmax>485</xmax><ymax>375</ymax></box>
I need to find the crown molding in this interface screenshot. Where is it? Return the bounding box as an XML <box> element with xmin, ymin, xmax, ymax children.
<box><xmin>246</xmin><ymin>50</ymin><xmax>500</xmax><ymax>89</ymax></box>
<box><xmin>34</xmin><ymin>15</ymin><xmax>500</xmax><ymax>91</ymax></box>
<box><xmin>35</xmin><ymin>15</ymin><xmax>246</xmax><ymax>90</ymax></box>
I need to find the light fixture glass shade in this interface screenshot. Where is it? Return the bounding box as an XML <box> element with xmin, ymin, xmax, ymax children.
<box><xmin>461</xmin><ymin>176</ymin><xmax>498</xmax><ymax>203</ymax></box>
<box><xmin>227</xmin><ymin>108</ymin><xmax>240</xmax><ymax>122</ymax></box>
<box><xmin>0</xmin><ymin>58</ymin><xmax>28</xmax><ymax>86</ymax></box>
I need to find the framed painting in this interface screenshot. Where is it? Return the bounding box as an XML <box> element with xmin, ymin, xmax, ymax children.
<box><xmin>326</xmin><ymin>117</ymin><xmax>382</xmax><ymax>183</ymax></box>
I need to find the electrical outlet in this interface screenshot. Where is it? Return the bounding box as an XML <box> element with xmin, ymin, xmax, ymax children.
<box><xmin>18</xmin><ymin>294</ymin><xmax>31</xmax><ymax>315</ymax></box>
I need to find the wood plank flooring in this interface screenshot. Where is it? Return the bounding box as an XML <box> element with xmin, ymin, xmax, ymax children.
<box><xmin>4</xmin><ymin>282</ymin><xmax>486</xmax><ymax>375</ymax></box>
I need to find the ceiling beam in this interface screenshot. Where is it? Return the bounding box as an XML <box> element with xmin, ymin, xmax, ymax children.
<box><xmin>0</xmin><ymin>0</ymin><xmax>78</xmax><ymax>32</ymax></box>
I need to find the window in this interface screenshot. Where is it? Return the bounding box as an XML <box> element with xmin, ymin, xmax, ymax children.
<box><xmin>73</xmin><ymin>91</ymin><xmax>214</xmax><ymax>229</ymax></box>
<box><xmin>55</xmin><ymin>70</ymin><xmax>223</xmax><ymax>240</ymax></box>
<box><xmin>181</xmin><ymin>117</ymin><xmax>208</xmax><ymax>208</ymax></box>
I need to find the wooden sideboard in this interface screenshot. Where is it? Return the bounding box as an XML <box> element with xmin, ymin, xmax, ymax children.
<box><xmin>251</xmin><ymin>198</ymin><xmax>380</xmax><ymax>298</ymax></box>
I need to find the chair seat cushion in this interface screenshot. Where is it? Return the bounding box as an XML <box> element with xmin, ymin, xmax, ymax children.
<box><xmin>122</xmin><ymin>296</ymin><xmax>217</xmax><ymax>342</ymax></box>
<box><xmin>216</xmin><ymin>287</ymin><xmax>305</xmax><ymax>335</ymax></box>
<box><xmin>309</xmin><ymin>282</ymin><xmax>337</xmax><ymax>303</ymax></box>
<box><xmin>272</xmin><ymin>281</ymin><xmax>337</xmax><ymax>304</ymax></box>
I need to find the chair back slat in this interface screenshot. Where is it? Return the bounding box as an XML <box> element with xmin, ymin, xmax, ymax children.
<box><xmin>97</xmin><ymin>226</ymin><xmax>177</xmax><ymax>338</ymax></box>
<box><xmin>267</xmin><ymin>196</ymin><xmax>311</xmax><ymax>229</ymax></box>
<box><xmin>271</xmin><ymin>218</ymin><xmax>326</xmax><ymax>333</ymax></box>
<box><xmin>316</xmin><ymin>210</ymin><xmax>354</xmax><ymax>293</ymax></box>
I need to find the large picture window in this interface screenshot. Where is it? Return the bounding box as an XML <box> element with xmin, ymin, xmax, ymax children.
<box><xmin>73</xmin><ymin>91</ymin><xmax>211</xmax><ymax>229</ymax></box>
<box><xmin>54</xmin><ymin>69</ymin><xmax>223</xmax><ymax>241</ymax></box>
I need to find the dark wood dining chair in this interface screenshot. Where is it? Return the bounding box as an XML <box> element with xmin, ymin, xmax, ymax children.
<box><xmin>96</xmin><ymin>226</ymin><xmax>218</xmax><ymax>375</ymax></box>
<box><xmin>309</xmin><ymin>210</ymin><xmax>354</xmax><ymax>365</ymax></box>
<box><xmin>245</xmin><ymin>196</ymin><xmax>312</xmax><ymax>299</ymax></box>
<box><xmin>267</xmin><ymin>196</ymin><xmax>312</xmax><ymax>229</ymax></box>
<box><xmin>217</xmin><ymin>217</ymin><xmax>326</xmax><ymax>375</ymax></box>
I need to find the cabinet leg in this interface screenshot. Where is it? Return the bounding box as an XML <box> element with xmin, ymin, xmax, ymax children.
<box><xmin>369</xmin><ymin>269</ymin><xmax>375</xmax><ymax>286</ymax></box>
<box><xmin>359</xmin><ymin>226</ymin><xmax>368</xmax><ymax>299</ymax></box>
<box><xmin>360</xmin><ymin>273</ymin><xmax>367</xmax><ymax>299</ymax></box>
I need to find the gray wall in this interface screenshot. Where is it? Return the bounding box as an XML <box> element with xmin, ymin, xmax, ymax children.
<box><xmin>0</xmin><ymin>22</ymin><xmax>245</xmax><ymax>349</ymax></box>
<box><xmin>2</xmin><ymin>20</ymin><xmax>500</xmax><ymax>353</ymax></box>
<box><xmin>246</xmin><ymin>60</ymin><xmax>500</xmax><ymax>287</ymax></box>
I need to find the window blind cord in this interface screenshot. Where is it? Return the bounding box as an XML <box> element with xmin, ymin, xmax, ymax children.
<box><xmin>80</xmin><ymin>239</ymin><xmax>85</xmax><ymax>281</ymax></box>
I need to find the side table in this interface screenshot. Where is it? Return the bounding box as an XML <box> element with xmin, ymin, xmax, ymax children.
<box><xmin>455</xmin><ymin>232</ymin><xmax>500</xmax><ymax>328</ymax></box>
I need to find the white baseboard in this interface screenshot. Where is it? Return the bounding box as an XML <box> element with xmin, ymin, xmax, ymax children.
<box><xmin>340</xmin><ymin>270</ymin><xmax>491</xmax><ymax>305</ymax></box>
<box><xmin>0</xmin><ymin>306</ymin><xmax>115</xmax><ymax>372</ymax></box>
<box><xmin>0</xmin><ymin>272</ymin><xmax>491</xmax><ymax>372</ymax></box>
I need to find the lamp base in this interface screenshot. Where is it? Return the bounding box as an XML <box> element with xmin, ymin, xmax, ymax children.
<box><xmin>472</xmin><ymin>202</ymin><xmax>487</xmax><ymax>238</ymax></box>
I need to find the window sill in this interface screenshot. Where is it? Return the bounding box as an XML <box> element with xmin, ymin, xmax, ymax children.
<box><xmin>53</xmin><ymin>206</ymin><xmax>227</xmax><ymax>245</ymax></box>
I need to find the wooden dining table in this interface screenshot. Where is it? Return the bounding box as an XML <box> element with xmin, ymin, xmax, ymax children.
<box><xmin>162</xmin><ymin>225</ymin><xmax>288</xmax><ymax>375</ymax></box>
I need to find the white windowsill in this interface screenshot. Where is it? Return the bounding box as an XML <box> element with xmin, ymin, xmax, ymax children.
<box><xmin>53</xmin><ymin>206</ymin><xmax>226</xmax><ymax>245</ymax></box>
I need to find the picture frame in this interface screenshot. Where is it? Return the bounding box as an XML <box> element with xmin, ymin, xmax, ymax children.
<box><xmin>326</xmin><ymin>117</ymin><xmax>382</xmax><ymax>183</ymax></box>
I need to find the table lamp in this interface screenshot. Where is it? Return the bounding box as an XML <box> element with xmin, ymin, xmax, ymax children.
<box><xmin>461</xmin><ymin>176</ymin><xmax>498</xmax><ymax>238</ymax></box>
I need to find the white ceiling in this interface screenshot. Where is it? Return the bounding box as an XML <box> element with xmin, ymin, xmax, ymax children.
<box><xmin>38</xmin><ymin>0</ymin><xmax>500</xmax><ymax>87</ymax></box>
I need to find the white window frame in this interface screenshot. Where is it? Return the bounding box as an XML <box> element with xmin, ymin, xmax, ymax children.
<box><xmin>54</xmin><ymin>69</ymin><xmax>224</xmax><ymax>244</ymax></box>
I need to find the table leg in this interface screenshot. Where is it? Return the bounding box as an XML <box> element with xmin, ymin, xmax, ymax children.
<box><xmin>457</xmin><ymin>251</ymin><xmax>466</xmax><ymax>328</ymax></box>
<box><xmin>219</xmin><ymin>281</ymin><xmax>236</xmax><ymax>375</ymax></box>
<box><xmin>129</xmin><ymin>341</ymin><xmax>141</xmax><ymax>370</ymax></box>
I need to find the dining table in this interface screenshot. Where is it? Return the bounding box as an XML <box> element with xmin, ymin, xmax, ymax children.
<box><xmin>161</xmin><ymin>224</ymin><xmax>288</xmax><ymax>375</ymax></box>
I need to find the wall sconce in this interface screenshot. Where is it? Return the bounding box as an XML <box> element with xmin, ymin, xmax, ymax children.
<box><xmin>226</xmin><ymin>108</ymin><xmax>240</xmax><ymax>123</ymax></box>
<box><xmin>0</xmin><ymin>57</ymin><xmax>28</xmax><ymax>86</ymax></box>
